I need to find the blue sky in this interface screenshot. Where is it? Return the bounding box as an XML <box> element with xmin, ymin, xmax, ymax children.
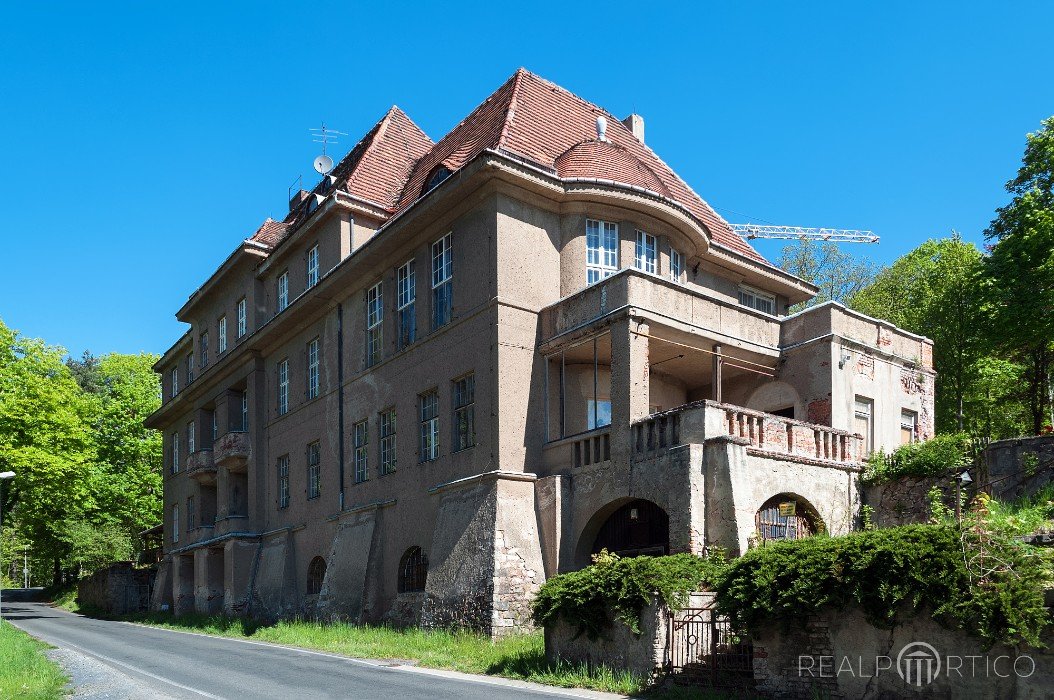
<box><xmin>1</xmin><ymin>2</ymin><xmax>1051</xmax><ymax>356</ymax></box>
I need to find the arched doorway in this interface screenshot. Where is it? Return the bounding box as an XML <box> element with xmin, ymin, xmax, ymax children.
<box><xmin>591</xmin><ymin>499</ymin><xmax>670</xmax><ymax>558</ymax></box>
<box><xmin>754</xmin><ymin>494</ymin><xmax>823</xmax><ymax>544</ymax></box>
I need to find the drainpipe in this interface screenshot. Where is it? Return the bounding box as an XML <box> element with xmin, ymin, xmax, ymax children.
<box><xmin>337</xmin><ymin>303</ymin><xmax>346</xmax><ymax>511</ymax></box>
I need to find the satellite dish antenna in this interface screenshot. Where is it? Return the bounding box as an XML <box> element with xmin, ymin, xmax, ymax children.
<box><xmin>313</xmin><ymin>154</ymin><xmax>334</xmax><ymax>175</ymax></box>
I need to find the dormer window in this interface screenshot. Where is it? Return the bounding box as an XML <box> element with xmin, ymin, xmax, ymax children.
<box><xmin>738</xmin><ymin>285</ymin><xmax>776</xmax><ymax>315</ymax></box>
<box><xmin>425</xmin><ymin>166</ymin><xmax>451</xmax><ymax>193</ymax></box>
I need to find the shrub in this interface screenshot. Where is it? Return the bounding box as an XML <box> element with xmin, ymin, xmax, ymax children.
<box><xmin>531</xmin><ymin>551</ymin><xmax>727</xmax><ymax>639</ymax></box>
<box><xmin>863</xmin><ymin>433</ymin><xmax>971</xmax><ymax>483</ymax></box>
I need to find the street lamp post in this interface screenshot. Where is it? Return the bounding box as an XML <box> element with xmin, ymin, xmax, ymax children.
<box><xmin>0</xmin><ymin>471</ymin><xmax>15</xmax><ymax>622</ymax></box>
<box><xmin>955</xmin><ymin>470</ymin><xmax>973</xmax><ymax>526</ymax></box>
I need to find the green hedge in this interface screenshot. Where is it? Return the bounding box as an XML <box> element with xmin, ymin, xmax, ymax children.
<box><xmin>863</xmin><ymin>433</ymin><xmax>971</xmax><ymax>483</ymax></box>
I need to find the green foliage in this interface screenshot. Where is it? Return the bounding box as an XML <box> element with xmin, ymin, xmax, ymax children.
<box><xmin>862</xmin><ymin>433</ymin><xmax>971</xmax><ymax>483</ymax></box>
<box><xmin>983</xmin><ymin>485</ymin><xmax>1054</xmax><ymax>537</ymax></box>
<box><xmin>715</xmin><ymin>525</ymin><xmax>1049</xmax><ymax>648</ymax></box>
<box><xmin>778</xmin><ymin>239</ymin><xmax>879</xmax><ymax>311</ymax></box>
<box><xmin>60</xmin><ymin>520</ymin><xmax>133</xmax><ymax>575</ymax></box>
<box><xmin>531</xmin><ymin>551</ymin><xmax>728</xmax><ymax>639</ymax></box>
<box><xmin>0</xmin><ymin>620</ymin><xmax>68</xmax><ymax>700</ymax></box>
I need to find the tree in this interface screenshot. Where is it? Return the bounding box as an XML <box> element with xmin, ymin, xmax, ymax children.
<box><xmin>779</xmin><ymin>239</ymin><xmax>880</xmax><ymax>310</ymax></box>
<box><xmin>982</xmin><ymin>117</ymin><xmax>1054</xmax><ymax>434</ymax></box>
<box><xmin>851</xmin><ymin>236</ymin><xmax>990</xmax><ymax>434</ymax></box>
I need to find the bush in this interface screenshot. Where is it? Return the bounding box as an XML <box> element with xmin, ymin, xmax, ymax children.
<box><xmin>531</xmin><ymin>551</ymin><xmax>727</xmax><ymax>639</ymax></box>
<box><xmin>863</xmin><ymin>433</ymin><xmax>971</xmax><ymax>483</ymax></box>
<box><xmin>715</xmin><ymin>525</ymin><xmax>1050</xmax><ymax>648</ymax></box>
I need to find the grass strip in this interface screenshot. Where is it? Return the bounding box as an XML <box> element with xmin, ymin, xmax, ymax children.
<box><xmin>0</xmin><ymin>619</ymin><xmax>68</xmax><ymax>700</ymax></box>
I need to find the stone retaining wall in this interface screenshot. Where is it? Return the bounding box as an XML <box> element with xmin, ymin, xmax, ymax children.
<box><xmin>77</xmin><ymin>561</ymin><xmax>156</xmax><ymax>615</ymax></box>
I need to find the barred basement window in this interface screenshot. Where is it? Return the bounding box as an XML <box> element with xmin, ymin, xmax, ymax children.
<box><xmin>307</xmin><ymin>441</ymin><xmax>321</xmax><ymax>500</ymax></box>
<box><xmin>353</xmin><ymin>419</ymin><xmax>369</xmax><ymax>483</ymax></box>
<box><xmin>307</xmin><ymin>556</ymin><xmax>326</xmax><ymax>595</ymax></box>
<box><xmin>419</xmin><ymin>390</ymin><xmax>439</xmax><ymax>462</ymax></box>
<box><xmin>453</xmin><ymin>373</ymin><xmax>475</xmax><ymax>451</ymax></box>
<box><xmin>366</xmin><ymin>282</ymin><xmax>383</xmax><ymax>368</ymax></box>
<box><xmin>586</xmin><ymin>219</ymin><xmax>618</xmax><ymax>284</ymax></box>
<box><xmin>277</xmin><ymin>455</ymin><xmax>290</xmax><ymax>509</ymax></box>
<box><xmin>398</xmin><ymin>546</ymin><xmax>428</xmax><ymax>593</ymax></box>
<box><xmin>379</xmin><ymin>409</ymin><xmax>397</xmax><ymax>475</ymax></box>
<box><xmin>431</xmin><ymin>234</ymin><xmax>452</xmax><ymax>330</ymax></box>
<box><xmin>397</xmin><ymin>260</ymin><xmax>416</xmax><ymax>350</ymax></box>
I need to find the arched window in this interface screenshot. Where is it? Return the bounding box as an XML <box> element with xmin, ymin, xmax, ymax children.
<box><xmin>306</xmin><ymin>556</ymin><xmax>326</xmax><ymax>595</ymax></box>
<box><xmin>424</xmin><ymin>166</ymin><xmax>451</xmax><ymax>193</ymax></box>
<box><xmin>755</xmin><ymin>495</ymin><xmax>822</xmax><ymax>544</ymax></box>
<box><xmin>398</xmin><ymin>546</ymin><xmax>428</xmax><ymax>593</ymax></box>
<box><xmin>591</xmin><ymin>499</ymin><xmax>670</xmax><ymax>558</ymax></box>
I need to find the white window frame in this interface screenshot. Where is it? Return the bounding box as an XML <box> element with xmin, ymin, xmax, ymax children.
<box><xmin>353</xmin><ymin>419</ymin><xmax>368</xmax><ymax>483</ymax></box>
<box><xmin>171</xmin><ymin>367</ymin><xmax>179</xmax><ymax>397</ymax></box>
<box><xmin>277</xmin><ymin>359</ymin><xmax>289</xmax><ymax>416</ymax></box>
<box><xmin>738</xmin><ymin>285</ymin><xmax>776</xmax><ymax>315</ymax></box>
<box><xmin>397</xmin><ymin>260</ymin><xmax>416</xmax><ymax>349</ymax></box>
<box><xmin>419</xmin><ymin>390</ymin><xmax>439</xmax><ymax>462</ymax></box>
<box><xmin>187</xmin><ymin>420</ymin><xmax>196</xmax><ymax>454</ymax></box>
<box><xmin>670</xmin><ymin>248</ymin><xmax>685</xmax><ymax>282</ymax></box>
<box><xmin>379</xmin><ymin>409</ymin><xmax>397</xmax><ymax>475</ymax></box>
<box><xmin>218</xmin><ymin>316</ymin><xmax>227</xmax><ymax>354</ymax></box>
<box><xmin>237</xmin><ymin>298</ymin><xmax>247</xmax><ymax>338</ymax></box>
<box><xmin>277</xmin><ymin>455</ymin><xmax>290</xmax><ymax>509</ymax></box>
<box><xmin>900</xmin><ymin>409</ymin><xmax>918</xmax><ymax>445</ymax></box>
<box><xmin>277</xmin><ymin>271</ymin><xmax>289</xmax><ymax>312</ymax></box>
<box><xmin>586</xmin><ymin>219</ymin><xmax>618</xmax><ymax>284</ymax></box>
<box><xmin>431</xmin><ymin>234</ymin><xmax>453</xmax><ymax>330</ymax></box>
<box><xmin>307</xmin><ymin>245</ymin><xmax>320</xmax><ymax>288</ymax></box>
<box><xmin>307</xmin><ymin>338</ymin><xmax>320</xmax><ymax>400</ymax></box>
<box><xmin>366</xmin><ymin>282</ymin><xmax>383</xmax><ymax>367</ymax></box>
<box><xmin>200</xmin><ymin>331</ymin><xmax>209</xmax><ymax>368</ymax></box>
<box><xmin>854</xmin><ymin>396</ymin><xmax>874</xmax><ymax>456</ymax></box>
<box><xmin>307</xmin><ymin>442</ymin><xmax>321</xmax><ymax>500</ymax></box>
<box><xmin>634</xmin><ymin>230</ymin><xmax>657</xmax><ymax>274</ymax></box>
<box><xmin>171</xmin><ymin>431</ymin><xmax>180</xmax><ymax>473</ymax></box>
<box><xmin>241</xmin><ymin>391</ymin><xmax>249</xmax><ymax>431</ymax></box>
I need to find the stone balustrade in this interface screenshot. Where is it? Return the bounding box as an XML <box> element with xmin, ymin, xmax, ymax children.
<box><xmin>185</xmin><ymin>449</ymin><xmax>216</xmax><ymax>483</ymax></box>
<box><xmin>214</xmin><ymin>431</ymin><xmax>250</xmax><ymax>470</ymax></box>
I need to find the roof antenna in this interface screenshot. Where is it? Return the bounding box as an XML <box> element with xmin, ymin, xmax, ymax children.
<box><xmin>596</xmin><ymin>116</ymin><xmax>608</xmax><ymax>142</ymax></box>
<box><xmin>309</xmin><ymin>122</ymin><xmax>347</xmax><ymax>175</ymax></box>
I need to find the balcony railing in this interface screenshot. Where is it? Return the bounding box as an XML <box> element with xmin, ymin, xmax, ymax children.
<box><xmin>720</xmin><ymin>404</ymin><xmax>860</xmax><ymax>464</ymax></box>
<box><xmin>214</xmin><ymin>431</ymin><xmax>250</xmax><ymax>471</ymax></box>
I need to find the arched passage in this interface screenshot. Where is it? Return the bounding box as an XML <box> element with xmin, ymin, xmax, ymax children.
<box><xmin>306</xmin><ymin>556</ymin><xmax>326</xmax><ymax>595</ymax></box>
<box><xmin>754</xmin><ymin>494</ymin><xmax>824</xmax><ymax>544</ymax></box>
<box><xmin>577</xmin><ymin>499</ymin><xmax>670</xmax><ymax>566</ymax></box>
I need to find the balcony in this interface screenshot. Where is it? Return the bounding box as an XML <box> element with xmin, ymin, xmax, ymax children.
<box><xmin>214</xmin><ymin>431</ymin><xmax>250</xmax><ymax>472</ymax></box>
<box><xmin>185</xmin><ymin>450</ymin><xmax>216</xmax><ymax>484</ymax></box>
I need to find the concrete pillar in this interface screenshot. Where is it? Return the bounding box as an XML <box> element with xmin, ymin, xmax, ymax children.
<box><xmin>712</xmin><ymin>344</ymin><xmax>723</xmax><ymax>403</ymax></box>
<box><xmin>339</xmin><ymin>212</ymin><xmax>354</xmax><ymax>259</ymax></box>
<box><xmin>193</xmin><ymin>548</ymin><xmax>210</xmax><ymax>613</ymax></box>
<box><xmin>610</xmin><ymin>317</ymin><xmax>649</xmax><ymax>462</ymax></box>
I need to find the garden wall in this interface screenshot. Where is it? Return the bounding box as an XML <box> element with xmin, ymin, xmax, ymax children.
<box><xmin>543</xmin><ymin>597</ymin><xmax>667</xmax><ymax>678</ymax></box>
<box><xmin>77</xmin><ymin>561</ymin><xmax>156</xmax><ymax>615</ymax></box>
<box><xmin>985</xmin><ymin>436</ymin><xmax>1054</xmax><ymax>501</ymax></box>
<box><xmin>860</xmin><ymin>475</ymin><xmax>950</xmax><ymax>527</ymax></box>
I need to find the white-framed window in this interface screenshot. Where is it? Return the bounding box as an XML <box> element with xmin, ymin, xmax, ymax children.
<box><xmin>277</xmin><ymin>359</ymin><xmax>289</xmax><ymax>416</ymax></box>
<box><xmin>307</xmin><ymin>338</ymin><xmax>319</xmax><ymax>400</ymax></box>
<box><xmin>366</xmin><ymin>283</ymin><xmax>383</xmax><ymax>368</ymax></box>
<box><xmin>307</xmin><ymin>245</ymin><xmax>320</xmax><ymax>288</ymax></box>
<box><xmin>431</xmin><ymin>234</ymin><xmax>453</xmax><ymax>330</ymax></box>
<box><xmin>172</xmin><ymin>504</ymin><xmax>179</xmax><ymax>543</ymax></box>
<box><xmin>171</xmin><ymin>431</ymin><xmax>180</xmax><ymax>474</ymax></box>
<box><xmin>419</xmin><ymin>390</ymin><xmax>439</xmax><ymax>462</ymax></box>
<box><xmin>277</xmin><ymin>455</ymin><xmax>290</xmax><ymax>509</ymax></box>
<box><xmin>586</xmin><ymin>219</ymin><xmax>618</xmax><ymax>284</ymax></box>
<box><xmin>237</xmin><ymin>298</ymin><xmax>247</xmax><ymax>338</ymax></box>
<box><xmin>635</xmin><ymin>230</ymin><xmax>657</xmax><ymax>274</ymax></box>
<box><xmin>397</xmin><ymin>260</ymin><xmax>416</xmax><ymax>350</ymax></box>
<box><xmin>670</xmin><ymin>248</ymin><xmax>685</xmax><ymax>282</ymax></box>
<box><xmin>854</xmin><ymin>396</ymin><xmax>874</xmax><ymax>456</ymax></box>
<box><xmin>187</xmin><ymin>420</ymin><xmax>196</xmax><ymax>454</ymax></box>
<box><xmin>171</xmin><ymin>367</ymin><xmax>179</xmax><ymax>397</ymax></box>
<box><xmin>901</xmin><ymin>409</ymin><xmax>918</xmax><ymax>445</ymax></box>
<box><xmin>307</xmin><ymin>441</ymin><xmax>321</xmax><ymax>500</ymax></box>
<box><xmin>353</xmin><ymin>419</ymin><xmax>368</xmax><ymax>484</ymax></box>
<box><xmin>200</xmin><ymin>332</ymin><xmax>209</xmax><ymax>368</ymax></box>
<box><xmin>211</xmin><ymin>411</ymin><xmax>217</xmax><ymax>441</ymax></box>
<box><xmin>738</xmin><ymin>285</ymin><xmax>776</xmax><ymax>315</ymax></box>
<box><xmin>186</xmin><ymin>352</ymin><xmax>194</xmax><ymax>383</ymax></box>
<box><xmin>186</xmin><ymin>495</ymin><xmax>196</xmax><ymax>532</ymax></box>
<box><xmin>380</xmin><ymin>409</ymin><xmax>397</xmax><ymax>475</ymax></box>
<box><xmin>277</xmin><ymin>271</ymin><xmax>289</xmax><ymax>312</ymax></box>
<box><xmin>453</xmin><ymin>373</ymin><xmax>475</xmax><ymax>451</ymax></box>
<box><xmin>218</xmin><ymin>316</ymin><xmax>227</xmax><ymax>354</ymax></box>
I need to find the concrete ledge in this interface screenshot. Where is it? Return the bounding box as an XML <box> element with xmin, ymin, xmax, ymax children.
<box><xmin>427</xmin><ymin>470</ymin><xmax>537</xmax><ymax>495</ymax></box>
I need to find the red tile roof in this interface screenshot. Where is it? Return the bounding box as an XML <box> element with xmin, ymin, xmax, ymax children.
<box><xmin>337</xmin><ymin>106</ymin><xmax>434</xmax><ymax>210</ymax></box>
<box><xmin>394</xmin><ymin>68</ymin><xmax>766</xmax><ymax>262</ymax></box>
<box><xmin>249</xmin><ymin>218</ymin><xmax>290</xmax><ymax>248</ymax></box>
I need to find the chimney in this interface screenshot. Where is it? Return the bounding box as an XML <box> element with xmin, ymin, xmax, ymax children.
<box><xmin>622</xmin><ymin>114</ymin><xmax>645</xmax><ymax>143</ymax></box>
<box><xmin>288</xmin><ymin>189</ymin><xmax>310</xmax><ymax>212</ymax></box>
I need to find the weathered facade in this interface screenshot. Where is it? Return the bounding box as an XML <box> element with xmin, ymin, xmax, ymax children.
<box><xmin>146</xmin><ymin>69</ymin><xmax>935</xmax><ymax>635</ymax></box>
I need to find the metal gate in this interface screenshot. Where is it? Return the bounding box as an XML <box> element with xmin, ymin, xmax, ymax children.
<box><xmin>666</xmin><ymin>603</ymin><xmax>753</xmax><ymax>688</ymax></box>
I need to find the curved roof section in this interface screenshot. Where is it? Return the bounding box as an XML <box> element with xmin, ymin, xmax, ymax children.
<box><xmin>554</xmin><ymin>140</ymin><xmax>670</xmax><ymax>197</ymax></box>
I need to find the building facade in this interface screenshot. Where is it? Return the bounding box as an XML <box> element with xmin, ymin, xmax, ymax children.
<box><xmin>146</xmin><ymin>69</ymin><xmax>935</xmax><ymax>635</ymax></box>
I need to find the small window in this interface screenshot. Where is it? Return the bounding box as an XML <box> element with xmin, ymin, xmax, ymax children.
<box><xmin>586</xmin><ymin>219</ymin><xmax>619</xmax><ymax>284</ymax></box>
<box><xmin>900</xmin><ymin>409</ymin><xmax>918</xmax><ymax>445</ymax></box>
<box><xmin>419</xmin><ymin>390</ymin><xmax>439</xmax><ymax>462</ymax></box>
<box><xmin>738</xmin><ymin>285</ymin><xmax>776</xmax><ymax>315</ymax></box>
<box><xmin>307</xmin><ymin>338</ymin><xmax>320</xmax><ymax>400</ymax></box>
<box><xmin>211</xmin><ymin>411</ymin><xmax>217</xmax><ymax>442</ymax></box>
<box><xmin>186</xmin><ymin>352</ymin><xmax>195</xmax><ymax>383</ymax></box>
<box><xmin>635</xmin><ymin>231</ymin><xmax>657</xmax><ymax>274</ymax></box>
<box><xmin>453</xmin><ymin>374</ymin><xmax>475</xmax><ymax>451</ymax></box>
<box><xmin>277</xmin><ymin>271</ymin><xmax>289</xmax><ymax>312</ymax></box>
<box><xmin>307</xmin><ymin>245</ymin><xmax>319</xmax><ymax>288</ymax></box>
<box><xmin>379</xmin><ymin>409</ymin><xmax>397</xmax><ymax>475</ymax></box>
<box><xmin>171</xmin><ymin>367</ymin><xmax>179</xmax><ymax>397</ymax></box>
<box><xmin>306</xmin><ymin>556</ymin><xmax>326</xmax><ymax>595</ymax></box>
<box><xmin>854</xmin><ymin>396</ymin><xmax>874</xmax><ymax>455</ymax></box>
<box><xmin>431</xmin><ymin>234</ymin><xmax>453</xmax><ymax>330</ymax></box>
<box><xmin>277</xmin><ymin>359</ymin><xmax>289</xmax><ymax>416</ymax></box>
<box><xmin>240</xmin><ymin>391</ymin><xmax>249</xmax><ymax>431</ymax></box>
<box><xmin>398</xmin><ymin>546</ymin><xmax>428</xmax><ymax>593</ymax></box>
<box><xmin>171</xmin><ymin>504</ymin><xmax>179</xmax><ymax>543</ymax></box>
<box><xmin>366</xmin><ymin>283</ymin><xmax>383</xmax><ymax>368</ymax></box>
<box><xmin>200</xmin><ymin>332</ymin><xmax>209</xmax><ymax>369</ymax></box>
<box><xmin>187</xmin><ymin>420</ymin><xmax>196</xmax><ymax>454</ymax></box>
<box><xmin>670</xmin><ymin>248</ymin><xmax>685</xmax><ymax>282</ymax></box>
<box><xmin>425</xmin><ymin>166</ymin><xmax>451</xmax><ymax>192</ymax></box>
<box><xmin>171</xmin><ymin>431</ymin><xmax>180</xmax><ymax>474</ymax></box>
<box><xmin>353</xmin><ymin>419</ymin><xmax>369</xmax><ymax>483</ymax></box>
<box><xmin>217</xmin><ymin>317</ymin><xmax>227</xmax><ymax>354</ymax></box>
<box><xmin>397</xmin><ymin>260</ymin><xmax>416</xmax><ymax>350</ymax></box>
<box><xmin>237</xmin><ymin>298</ymin><xmax>247</xmax><ymax>338</ymax></box>
<box><xmin>307</xmin><ymin>442</ymin><xmax>321</xmax><ymax>500</ymax></box>
<box><xmin>587</xmin><ymin>399</ymin><xmax>612</xmax><ymax>430</ymax></box>
<box><xmin>186</xmin><ymin>495</ymin><xmax>196</xmax><ymax>532</ymax></box>
<box><xmin>277</xmin><ymin>455</ymin><xmax>290</xmax><ymax>509</ymax></box>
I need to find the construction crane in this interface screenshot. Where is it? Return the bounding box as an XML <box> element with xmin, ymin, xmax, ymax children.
<box><xmin>731</xmin><ymin>224</ymin><xmax>879</xmax><ymax>244</ymax></box>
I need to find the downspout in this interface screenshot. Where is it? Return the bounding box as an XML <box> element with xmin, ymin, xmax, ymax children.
<box><xmin>337</xmin><ymin>303</ymin><xmax>346</xmax><ymax>511</ymax></box>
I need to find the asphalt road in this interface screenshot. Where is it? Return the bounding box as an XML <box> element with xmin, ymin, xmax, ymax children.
<box><xmin>1</xmin><ymin>591</ymin><xmax>615</xmax><ymax>700</ymax></box>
